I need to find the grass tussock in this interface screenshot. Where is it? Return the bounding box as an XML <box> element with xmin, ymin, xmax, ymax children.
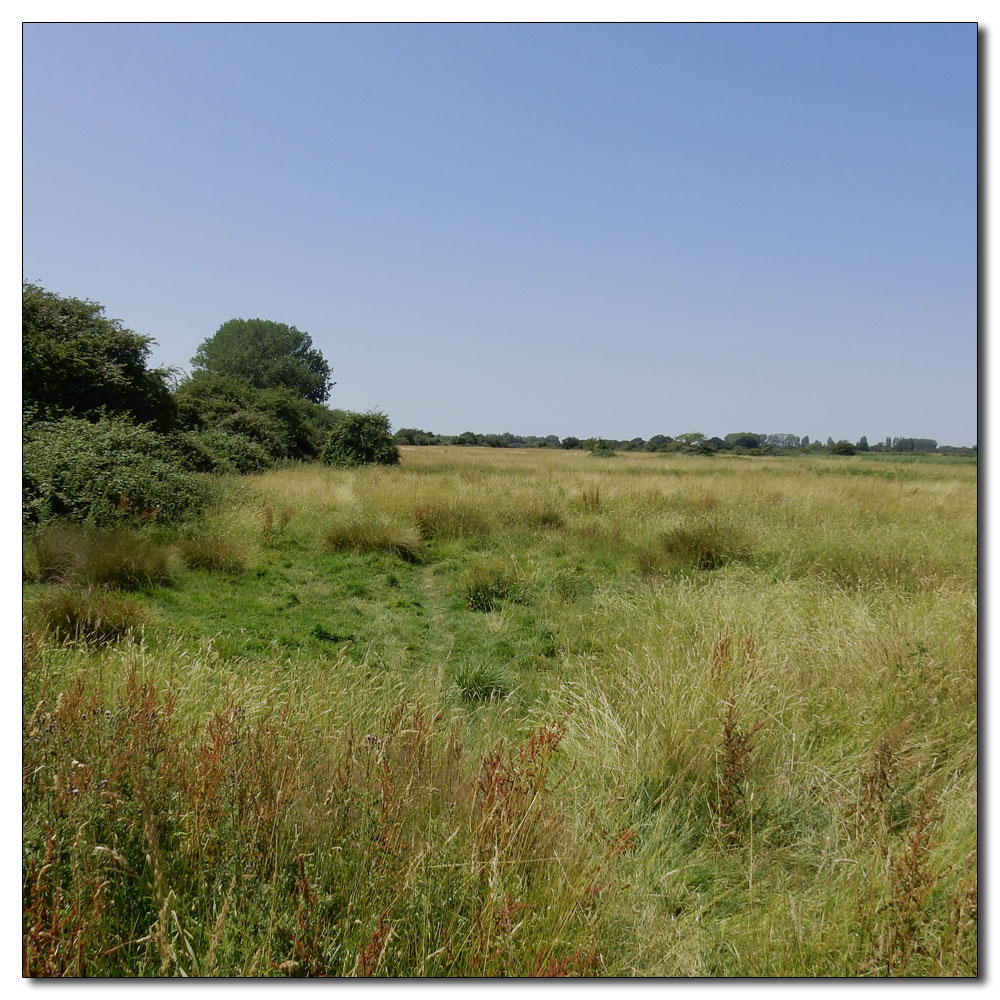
<box><xmin>455</xmin><ymin>662</ymin><xmax>512</xmax><ymax>701</ymax></box>
<box><xmin>323</xmin><ymin>521</ymin><xmax>424</xmax><ymax>563</ymax></box>
<box><xmin>638</xmin><ymin>514</ymin><xmax>751</xmax><ymax>573</ymax></box>
<box><xmin>29</xmin><ymin>524</ymin><xmax>172</xmax><ymax>589</ymax></box>
<box><xmin>176</xmin><ymin>537</ymin><xmax>246</xmax><ymax>573</ymax></box>
<box><xmin>412</xmin><ymin>504</ymin><xmax>492</xmax><ymax>540</ymax></box>
<box><xmin>463</xmin><ymin>567</ymin><xmax>523</xmax><ymax>611</ymax></box>
<box><xmin>34</xmin><ymin>588</ymin><xmax>152</xmax><ymax>644</ymax></box>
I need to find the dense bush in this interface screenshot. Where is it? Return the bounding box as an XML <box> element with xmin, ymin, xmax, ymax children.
<box><xmin>168</xmin><ymin>430</ymin><xmax>236</xmax><ymax>474</ymax></box>
<box><xmin>172</xmin><ymin>428</ymin><xmax>275</xmax><ymax>475</ymax></box>
<box><xmin>588</xmin><ymin>439</ymin><xmax>617</xmax><ymax>458</ymax></box>
<box><xmin>394</xmin><ymin>427</ymin><xmax>441</xmax><ymax>445</ymax></box>
<box><xmin>321</xmin><ymin>410</ymin><xmax>400</xmax><ymax>467</ymax></box>
<box><xmin>173</xmin><ymin>371</ymin><xmax>337</xmax><ymax>460</ymax></box>
<box><xmin>217</xmin><ymin>410</ymin><xmax>288</xmax><ymax>457</ymax></box>
<box><xmin>23</xmin><ymin>417</ymin><xmax>212</xmax><ymax>526</ymax></box>
<box><xmin>22</xmin><ymin>284</ymin><xmax>176</xmax><ymax>430</ymax></box>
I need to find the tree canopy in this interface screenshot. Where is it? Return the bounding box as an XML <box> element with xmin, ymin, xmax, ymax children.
<box><xmin>22</xmin><ymin>283</ymin><xmax>176</xmax><ymax>430</ymax></box>
<box><xmin>191</xmin><ymin>318</ymin><xmax>333</xmax><ymax>404</ymax></box>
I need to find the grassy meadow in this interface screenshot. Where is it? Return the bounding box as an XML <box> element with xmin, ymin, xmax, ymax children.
<box><xmin>22</xmin><ymin>446</ymin><xmax>977</xmax><ymax>977</ymax></box>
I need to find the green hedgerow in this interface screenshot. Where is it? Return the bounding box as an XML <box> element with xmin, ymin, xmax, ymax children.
<box><xmin>23</xmin><ymin>416</ymin><xmax>213</xmax><ymax>527</ymax></box>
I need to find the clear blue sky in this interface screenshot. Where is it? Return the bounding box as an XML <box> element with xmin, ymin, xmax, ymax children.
<box><xmin>22</xmin><ymin>22</ymin><xmax>977</xmax><ymax>445</ymax></box>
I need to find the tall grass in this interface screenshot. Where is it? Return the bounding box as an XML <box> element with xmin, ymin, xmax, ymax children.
<box><xmin>23</xmin><ymin>448</ymin><xmax>977</xmax><ymax>976</ymax></box>
<box><xmin>28</xmin><ymin>524</ymin><xmax>172</xmax><ymax>589</ymax></box>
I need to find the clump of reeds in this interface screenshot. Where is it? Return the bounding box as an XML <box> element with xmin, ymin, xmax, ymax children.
<box><xmin>261</xmin><ymin>504</ymin><xmax>292</xmax><ymax>546</ymax></box>
<box><xmin>809</xmin><ymin>550</ymin><xmax>924</xmax><ymax>592</ymax></box>
<box><xmin>525</xmin><ymin>507</ymin><xmax>565</xmax><ymax>529</ymax></box>
<box><xmin>710</xmin><ymin>633</ymin><xmax>758</xmax><ymax>684</ymax></box>
<box><xmin>22</xmin><ymin>827</ymin><xmax>108</xmax><ymax>977</ymax></box>
<box><xmin>323</xmin><ymin>521</ymin><xmax>424</xmax><ymax>563</ymax></box>
<box><xmin>579</xmin><ymin>486</ymin><xmax>602</xmax><ymax>512</ymax></box>
<box><xmin>847</xmin><ymin>721</ymin><xmax>913</xmax><ymax>835</ymax></box>
<box><xmin>474</xmin><ymin>717</ymin><xmax>570</xmax><ymax>864</ymax></box>
<box><xmin>880</xmin><ymin>784</ymin><xmax>942</xmax><ymax>975</ymax></box>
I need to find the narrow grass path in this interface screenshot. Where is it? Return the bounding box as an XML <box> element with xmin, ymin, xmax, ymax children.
<box><xmin>413</xmin><ymin>561</ymin><xmax>459</xmax><ymax>702</ymax></box>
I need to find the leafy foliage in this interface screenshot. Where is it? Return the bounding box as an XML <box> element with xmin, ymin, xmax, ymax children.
<box><xmin>173</xmin><ymin>371</ymin><xmax>338</xmax><ymax>460</ymax></box>
<box><xmin>176</xmin><ymin>429</ymin><xmax>275</xmax><ymax>474</ymax></box>
<box><xmin>22</xmin><ymin>284</ymin><xmax>176</xmax><ymax>430</ymax></box>
<box><xmin>23</xmin><ymin>417</ymin><xmax>212</xmax><ymax>526</ymax></box>
<box><xmin>587</xmin><ymin>439</ymin><xmax>617</xmax><ymax>458</ymax></box>
<box><xmin>830</xmin><ymin>440</ymin><xmax>856</xmax><ymax>455</ymax></box>
<box><xmin>321</xmin><ymin>410</ymin><xmax>400</xmax><ymax>468</ymax></box>
<box><xmin>191</xmin><ymin>318</ymin><xmax>333</xmax><ymax>404</ymax></box>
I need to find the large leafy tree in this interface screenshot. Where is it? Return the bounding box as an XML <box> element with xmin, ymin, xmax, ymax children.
<box><xmin>191</xmin><ymin>318</ymin><xmax>333</xmax><ymax>404</ymax></box>
<box><xmin>22</xmin><ymin>284</ymin><xmax>176</xmax><ymax>430</ymax></box>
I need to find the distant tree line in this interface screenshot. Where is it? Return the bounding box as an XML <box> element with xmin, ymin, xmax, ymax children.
<box><xmin>393</xmin><ymin>427</ymin><xmax>974</xmax><ymax>457</ymax></box>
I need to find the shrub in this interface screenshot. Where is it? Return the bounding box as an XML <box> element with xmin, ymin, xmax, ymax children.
<box><xmin>173</xmin><ymin>372</ymin><xmax>329</xmax><ymax>460</ymax></box>
<box><xmin>168</xmin><ymin>429</ymin><xmax>236</xmax><ymax>474</ymax></box>
<box><xmin>323</xmin><ymin>522</ymin><xmax>423</xmax><ymax>563</ymax></box>
<box><xmin>35</xmin><ymin>589</ymin><xmax>151</xmax><ymax>644</ymax></box>
<box><xmin>588</xmin><ymin>440</ymin><xmax>617</xmax><ymax>458</ymax></box>
<box><xmin>463</xmin><ymin>567</ymin><xmax>522</xmax><ymax>611</ymax></box>
<box><xmin>176</xmin><ymin>537</ymin><xmax>246</xmax><ymax>573</ymax></box>
<box><xmin>23</xmin><ymin>417</ymin><xmax>212</xmax><ymax>526</ymax></box>
<box><xmin>321</xmin><ymin>411</ymin><xmax>400</xmax><ymax>467</ymax></box>
<box><xmin>29</xmin><ymin>525</ymin><xmax>172</xmax><ymax>589</ymax></box>
<box><xmin>218</xmin><ymin>410</ymin><xmax>288</xmax><ymax>457</ymax></box>
<box><xmin>186</xmin><ymin>429</ymin><xmax>275</xmax><ymax>474</ymax></box>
